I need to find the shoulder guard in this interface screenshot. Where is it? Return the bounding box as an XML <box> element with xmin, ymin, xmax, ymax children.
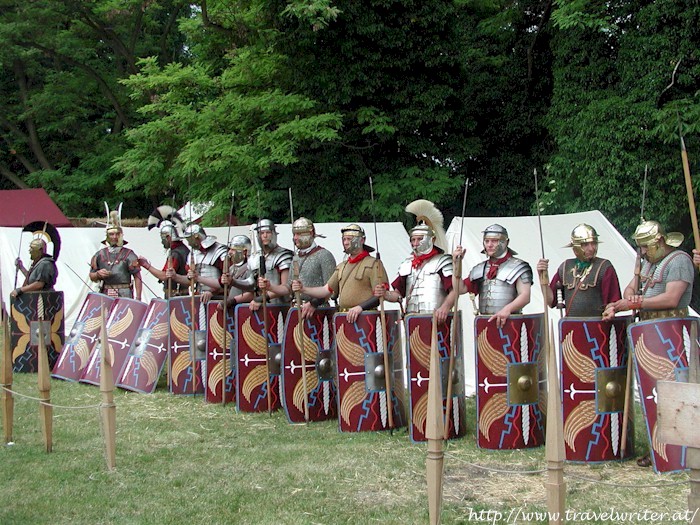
<box><xmin>500</xmin><ymin>257</ymin><xmax>533</xmax><ymax>284</ymax></box>
<box><xmin>469</xmin><ymin>261</ymin><xmax>487</xmax><ymax>281</ymax></box>
<box><xmin>398</xmin><ymin>257</ymin><xmax>413</xmax><ymax>277</ymax></box>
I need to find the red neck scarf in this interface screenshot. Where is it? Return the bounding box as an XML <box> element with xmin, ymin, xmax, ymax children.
<box><xmin>412</xmin><ymin>248</ymin><xmax>438</xmax><ymax>269</ymax></box>
<box><xmin>348</xmin><ymin>250</ymin><xmax>370</xmax><ymax>264</ymax></box>
<box><xmin>486</xmin><ymin>251</ymin><xmax>512</xmax><ymax>279</ymax></box>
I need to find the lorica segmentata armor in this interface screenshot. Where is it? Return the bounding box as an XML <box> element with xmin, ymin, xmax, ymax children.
<box><xmin>470</xmin><ymin>257</ymin><xmax>532</xmax><ymax>315</ymax></box>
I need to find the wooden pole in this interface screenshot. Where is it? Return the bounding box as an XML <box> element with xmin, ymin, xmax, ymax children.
<box><xmin>189</xmin><ymin>249</ymin><xmax>197</xmax><ymax>397</ymax></box>
<box><xmin>680</xmin><ymin>134</ymin><xmax>700</xmax><ymax>250</ymax></box>
<box><xmin>426</xmin><ymin>313</ymin><xmax>444</xmax><ymax>525</ymax></box>
<box><xmin>293</xmin><ymin>260</ymin><xmax>310</xmax><ymax>423</ymax></box>
<box><xmin>544</xmin><ymin>321</ymin><xmax>566</xmax><ymax>524</ymax></box>
<box><xmin>377</xmin><ymin>264</ymin><xmax>395</xmax><ymax>431</ymax></box>
<box><xmin>689</xmin><ymin>322</ymin><xmax>700</xmax><ymax>524</ymax></box>
<box><xmin>99</xmin><ymin>300</ymin><xmax>116</xmax><ymax>470</ymax></box>
<box><xmin>36</xmin><ymin>295</ymin><xmax>53</xmax><ymax>453</ymax></box>
<box><xmin>1</xmin><ymin>313</ymin><xmax>14</xmax><ymax>444</ymax></box>
<box><xmin>260</xmin><ymin>255</ymin><xmax>273</xmax><ymax>416</ymax></box>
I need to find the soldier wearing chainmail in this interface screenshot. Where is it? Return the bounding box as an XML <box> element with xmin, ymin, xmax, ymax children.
<box><xmin>293</xmin><ymin>224</ymin><xmax>388</xmax><ymax>324</ymax></box>
<box><xmin>537</xmin><ymin>224</ymin><xmax>621</xmax><ymax>317</ymax></box>
<box><xmin>12</xmin><ymin>239</ymin><xmax>58</xmax><ymax>298</ymax></box>
<box><xmin>89</xmin><ymin>210</ymin><xmax>142</xmax><ymax>301</ymax></box>
<box><xmin>452</xmin><ymin>224</ymin><xmax>532</xmax><ymax>328</ymax></box>
<box><xmin>259</xmin><ymin>217</ymin><xmax>336</xmax><ymax>318</ymax></box>
<box><xmin>166</xmin><ymin>223</ymin><xmax>227</xmax><ymax>302</ymax></box>
<box><xmin>375</xmin><ymin>200</ymin><xmax>454</xmax><ymax>323</ymax></box>
<box><xmin>603</xmin><ymin>220</ymin><xmax>694</xmax><ymax>321</ymax></box>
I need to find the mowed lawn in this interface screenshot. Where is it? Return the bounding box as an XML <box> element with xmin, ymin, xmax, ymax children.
<box><xmin>0</xmin><ymin>372</ymin><xmax>690</xmax><ymax>525</ymax></box>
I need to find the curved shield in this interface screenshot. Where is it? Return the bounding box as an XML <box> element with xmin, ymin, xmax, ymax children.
<box><xmin>628</xmin><ymin>317</ymin><xmax>696</xmax><ymax>474</ymax></box>
<box><xmin>405</xmin><ymin>313</ymin><xmax>466</xmax><ymax>442</ymax></box>
<box><xmin>168</xmin><ymin>295</ymin><xmax>204</xmax><ymax>396</ymax></box>
<box><xmin>79</xmin><ymin>297</ymin><xmax>148</xmax><ymax>386</ymax></box>
<box><xmin>116</xmin><ymin>299</ymin><xmax>170</xmax><ymax>393</ymax></box>
<box><xmin>281</xmin><ymin>306</ymin><xmax>337</xmax><ymax>424</ymax></box>
<box><xmin>235</xmin><ymin>304</ymin><xmax>289</xmax><ymax>413</ymax></box>
<box><xmin>475</xmin><ymin>313</ymin><xmax>545</xmax><ymax>449</ymax></box>
<box><xmin>559</xmin><ymin>316</ymin><xmax>633</xmax><ymax>462</ymax></box>
<box><xmin>53</xmin><ymin>293</ymin><xmax>115</xmax><ymax>381</ymax></box>
<box><xmin>333</xmin><ymin>310</ymin><xmax>406</xmax><ymax>433</ymax></box>
<box><xmin>10</xmin><ymin>291</ymin><xmax>64</xmax><ymax>373</ymax></box>
<box><xmin>205</xmin><ymin>300</ymin><xmax>235</xmax><ymax>404</ymax></box>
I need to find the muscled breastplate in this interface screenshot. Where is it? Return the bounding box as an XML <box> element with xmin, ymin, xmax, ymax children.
<box><xmin>470</xmin><ymin>257</ymin><xmax>532</xmax><ymax>315</ymax></box>
<box><xmin>559</xmin><ymin>258</ymin><xmax>609</xmax><ymax>317</ymax></box>
<box><xmin>400</xmin><ymin>254</ymin><xmax>452</xmax><ymax>313</ymax></box>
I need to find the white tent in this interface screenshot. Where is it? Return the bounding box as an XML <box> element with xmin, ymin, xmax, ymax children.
<box><xmin>446</xmin><ymin>209</ymin><xmax>698</xmax><ymax>395</ymax></box>
<box><xmin>0</xmin><ymin>222</ymin><xmax>410</xmax><ymax>332</ymax></box>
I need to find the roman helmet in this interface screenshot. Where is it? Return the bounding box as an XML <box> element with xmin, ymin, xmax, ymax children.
<box><xmin>253</xmin><ymin>219</ymin><xmax>278</xmax><ymax>250</ymax></box>
<box><xmin>632</xmin><ymin>220</ymin><xmax>683</xmax><ymax>263</ymax></box>
<box><xmin>22</xmin><ymin>221</ymin><xmax>61</xmax><ymax>261</ymax></box>
<box><xmin>183</xmin><ymin>222</ymin><xmax>217</xmax><ymax>249</ymax></box>
<box><xmin>566</xmin><ymin>223</ymin><xmax>601</xmax><ymax>261</ymax></box>
<box><xmin>481</xmin><ymin>224</ymin><xmax>514</xmax><ymax>257</ymax></box>
<box><xmin>103</xmin><ymin>202</ymin><xmax>125</xmax><ymax>246</ymax></box>
<box><xmin>292</xmin><ymin>217</ymin><xmax>317</xmax><ymax>250</ymax></box>
<box><xmin>340</xmin><ymin>223</ymin><xmax>374</xmax><ymax>254</ymax></box>
<box><xmin>229</xmin><ymin>234</ymin><xmax>252</xmax><ymax>265</ymax></box>
<box><xmin>405</xmin><ymin>199</ymin><xmax>448</xmax><ymax>255</ymax></box>
<box><xmin>147</xmin><ymin>204</ymin><xmax>184</xmax><ymax>248</ymax></box>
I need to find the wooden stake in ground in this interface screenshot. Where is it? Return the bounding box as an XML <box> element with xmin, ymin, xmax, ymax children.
<box><xmin>36</xmin><ymin>295</ymin><xmax>53</xmax><ymax>453</ymax></box>
<box><xmin>1</xmin><ymin>314</ymin><xmax>13</xmax><ymax>444</ymax></box>
<box><xmin>99</xmin><ymin>300</ymin><xmax>116</xmax><ymax>470</ymax></box>
<box><xmin>425</xmin><ymin>313</ymin><xmax>444</xmax><ymax>525</ymax></box>
<box><xmin>544</xmin><ymin>322</ymin><xmax>566</xmax><ymax>525</ymax></box>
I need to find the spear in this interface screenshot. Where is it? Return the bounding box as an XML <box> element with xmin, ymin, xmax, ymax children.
<box><xmin>221</xmin><ymin>191</ymin><xmax>235</xmax><ymax>406</ymax></box>
<box><xmin>680</xmin><ymin>127</ymin><xmax>700</xmax><ymax>250</ymax></box>
<box><xmin>256</xmin><ymin>192</ymin><xmax>273</xmax><ymax>415</ymax></box>
<box><xmin>289</xmin><ymin>188</ymin><xmax>310</xmax><ymax>423</ymax></box>
<box><xmin>188</xmin><ymin>177</ymin><xmax>198</xmax><ymax>397</ymax></box>
<box><xmin>426</xmin><ymin>312</ymin><xmax>445</xmax><ymax>525</ymax></box>
<box><xmin>443</xmin><ymin>176</ymin><xmax>468</xmax><ymax>440</ymax></box>
<box><xmin>369</xmin><ymin>176</ymin><xmax>394</xmax><ymax>430</ymax></box>
<box><xmin>13</xmin><ymin>213</ymin><xmax>26</xmax><ymax>289</ymax></box>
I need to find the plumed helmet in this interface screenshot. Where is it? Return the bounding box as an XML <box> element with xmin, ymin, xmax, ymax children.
<box><xmin>341</xmin><ymin>223</ymin><xmax>374</xmax><ymax>253</ymax></box>
<box><xmin>229</xmin><ymin>234</ymin><xmax>251</xmax><ymax>264</ymax></box>
<box><xmin>405</xmin><ymin>199</ymin><xmax>447</xmax><ymax>255</ymax></box>
<box><xmin>147</xmin><ymin>204</ymin><xmax>184</xmax><ymax>240</ymax></box>
<box><xmin>104</xmin><ymin>202</ymin><xmax>126</xmax><ymax>246</ymax></box>
<box><xmin>254</xmin><ymin>218</ymin><xmax>278</xmax><ymax>249</ymax></box>
<box><xmin>481</xmin><ymin>224</ymin><xmax>514</xmax><ymax>257</ymax></box>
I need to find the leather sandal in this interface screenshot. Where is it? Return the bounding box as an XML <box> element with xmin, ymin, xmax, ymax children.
<box><xmin>636</xmin><ymin>453</ymin><xmax>652</xmax><ymax>467</ymax></box>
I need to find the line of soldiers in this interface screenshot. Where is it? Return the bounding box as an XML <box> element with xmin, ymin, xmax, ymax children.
<box><xmin>11</xmin><ymin>201</ymin><xmax>698</xmax><ymax>473</ymax></box>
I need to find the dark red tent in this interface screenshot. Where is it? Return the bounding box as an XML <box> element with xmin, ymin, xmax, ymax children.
<box><xmin>0</xmin><ymin>189</ymin><xmax>72</xmax><ymax>227</ymax></box>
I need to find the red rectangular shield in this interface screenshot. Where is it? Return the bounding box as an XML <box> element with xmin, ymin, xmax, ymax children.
<box><xmin>53</xmin><ymin>293</ymin><xmax>115</xmax><ymax>381</ymax></box>
<box><xmin>115</xmin><ymin>299</ymin><xmax>170</xmax><ymax>393</ymax></box>
<box><xmin>79</xmin><ymin>298</ymin><xmax>148</xmax><ymax>386</ymax></box>
<box><xmin>168</xmin><ymin>296</ymin><xmax>204</xmax><ymax>396</ymax></box>
<box><xmin>205</xmin><ymin>300</ymin><xmax>236</xmax><ymax>404</ymax></box>
<box><xmin>10</xmin><ymin>291</ymin><xmax>64</xmax><ymax>373</ymax></box>
<box><xmin>334</xmin><ymin>310</ymin><xmax>406</xmax><ymax>432</ymax></box>
<box><xmin>235</xmin><ymin>304</ymin><xmax>289</xmax><ymax>413</ymax></box>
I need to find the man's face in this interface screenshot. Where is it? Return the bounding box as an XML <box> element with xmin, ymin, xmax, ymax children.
<box><xmin>259</xmin><ymin>229</ymin><xmax>273</xmax><ymax>247</ymax></box>
<box><xmin>107</xmin><ymin>230</ymin><xmax>121</xmax><ymax>247</ymax></box>
<box><xmin>342</xmin><ymin>235</ymin><xmax>362</xmax><ymax>255</ymax></box>
<box><xmin>483</xmin><ymin>237</ymin><xmax>503</xmax><ymax>258</ymax></box>
<box><xmin>574</xmin><ymin>241</ymin><xmax>598</xmax><ymax>262</ymax></box>
<box><xmin>187</xmin><ymin>235</ymin><xmax>201</xmax><ymax>250</ymax></box>
<box><xmin>410</xmin><ymin>234</ymin><xmax>424</xmax><ymax>252</ymax></box>
<box><xmin>160</xmin><ymin>233</ymin><xmax>171</xmax><ymax>250</ymax></box>
<box><xmin>229</xmin><ymin>247</ymin><xmax>247</xmax><ymax>265</ymax></box>
<box><xmin>29</xmin><ymin>242</ymin><xmax>43</xmax><ymax>262</ymax></box>
<box><xmin>293</xmin><ymin>231</ymin><xmax>313</xmax><ymax>250</ymax></box>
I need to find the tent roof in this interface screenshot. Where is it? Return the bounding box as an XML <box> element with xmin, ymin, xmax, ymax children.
<box><xmin>0</xmin><ymin>189</ymin><xmax>72</xmax><ymax>227</ymax></box>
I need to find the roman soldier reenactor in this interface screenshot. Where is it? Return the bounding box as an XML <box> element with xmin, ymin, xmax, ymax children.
<box><xmin>247</xmin><ymin>219</ymin><xmax>293</xmax><ymax>309</ymax></box>
<box><xmin>89</xmin><ymin>204</ymin><xmax>142</xmax><ymax>301</ymax></box>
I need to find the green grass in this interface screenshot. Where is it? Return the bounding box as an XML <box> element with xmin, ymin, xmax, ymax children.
<box><xmin>0</xmin><ymin>373</ymin><xmax>691</xmax><ymax>525</ymax></box>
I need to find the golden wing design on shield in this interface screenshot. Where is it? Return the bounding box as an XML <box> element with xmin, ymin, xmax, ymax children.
<box><xmin>242</xmin><ymin>365</ymin><xmax>267</xmax><ymax>401</ymax></box>
<box><xmin>479</xmin><ymin>393</ymin><xmax>508</xmax><ymax>441</ymax></box>
<box><xmin>409</xmin><ymin>326</ymin><xmax>430</xmax><ymax>369</ymax></box>
<box><xmin>209</xmin><ymin>311</ymin><xmax>225</xmax><ymax>347</ymax></box>
<box><xmin>11</xmin><ymin>306</ymin><xmax>30</xmax><ymax>333</ymax></box>
<box><xmin>293</xmin><ymin>323</ymin><xmax>317</xmax><ymax>362</ymax></box>
<box><xmin>170</xmin><ymin>310</ymin><xmax>190</xmax><ymax>342</ymax></box>
<box><xmin>149</xmin><ymin>321</ymin><xmax>169</xmax><ymax>341</ymax></box>
<box><xmin>562</xmin><ymin>331</ymin><xmax>596</xmax><ymax>383</ymax></box>
<box><xmin>293</xmin><ymin>370</ymin><xmax>319</xmax><ymax>411</ymax></box>
<box><xmin>12</xmin><ymin>334</ymin><xmax>30</xmax><ymax>362</ymax></box>
<box><xmin>563</xmin><ymin>400</ymin><xmax>596</xmax><ymax>452</ymax></box>
<box><xmin>140</xmin><ymin>352</ymin><xmax>159</xmax><ymax>387</ymax></box>
<box><xmin>208</xmin><ymin>360</ymin><xmax>225</xmax><ymax>395</ymax></box>
<box><xmin>84</xmin><ymin>316</ymin><xmax>103</xmax><ymax>333</ymax></box>
<box><xmin>340</xmin><ymin>381</ymin><xmax>366</xmax><ymax>427</ymax></box>
<box><xmin>651</xmin><ymin>422</ymin><xmax>668</xmax><ymax>462</ymax></box>
<box><xmin>242</xmin><ymin>318</ymin><xmax>267</xmax><ymax>356</ymax></box>
<box><xmin>73</xmin><ymin>338</ymin><xmax>91</xmax><ymax>371</ymax></box>
<box><xmin>171</xmin><ymin>352</ymin><xmax>192</xmax><ymax>387</ymax></box>
<box><xmin>336</xmin><ymin>325</ymin><xmax>365</xmax><ymax>367</ymax></box>
<box><xmin>413</xmin><ymin>392</ymin><xmax>428</xmax><ymax>435</ymax></box>
<box><xmin>478</xmin><ymin>328</ymin><xmax>508</xmax><ymax>376</ymax></box>
<box><xmin>50</xmin><ymin>309</ymin><xmax>64</xmax><ymax>350</ymax></box>
<box><xmin>108</xmin><ymin>309</ymin><xmax>133</xmax><ymax>338</ymax></box>
<box><xmin>635</xmin><ymin>334</ymin><xmax>677</xmax><ymax>380</ymax></box>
